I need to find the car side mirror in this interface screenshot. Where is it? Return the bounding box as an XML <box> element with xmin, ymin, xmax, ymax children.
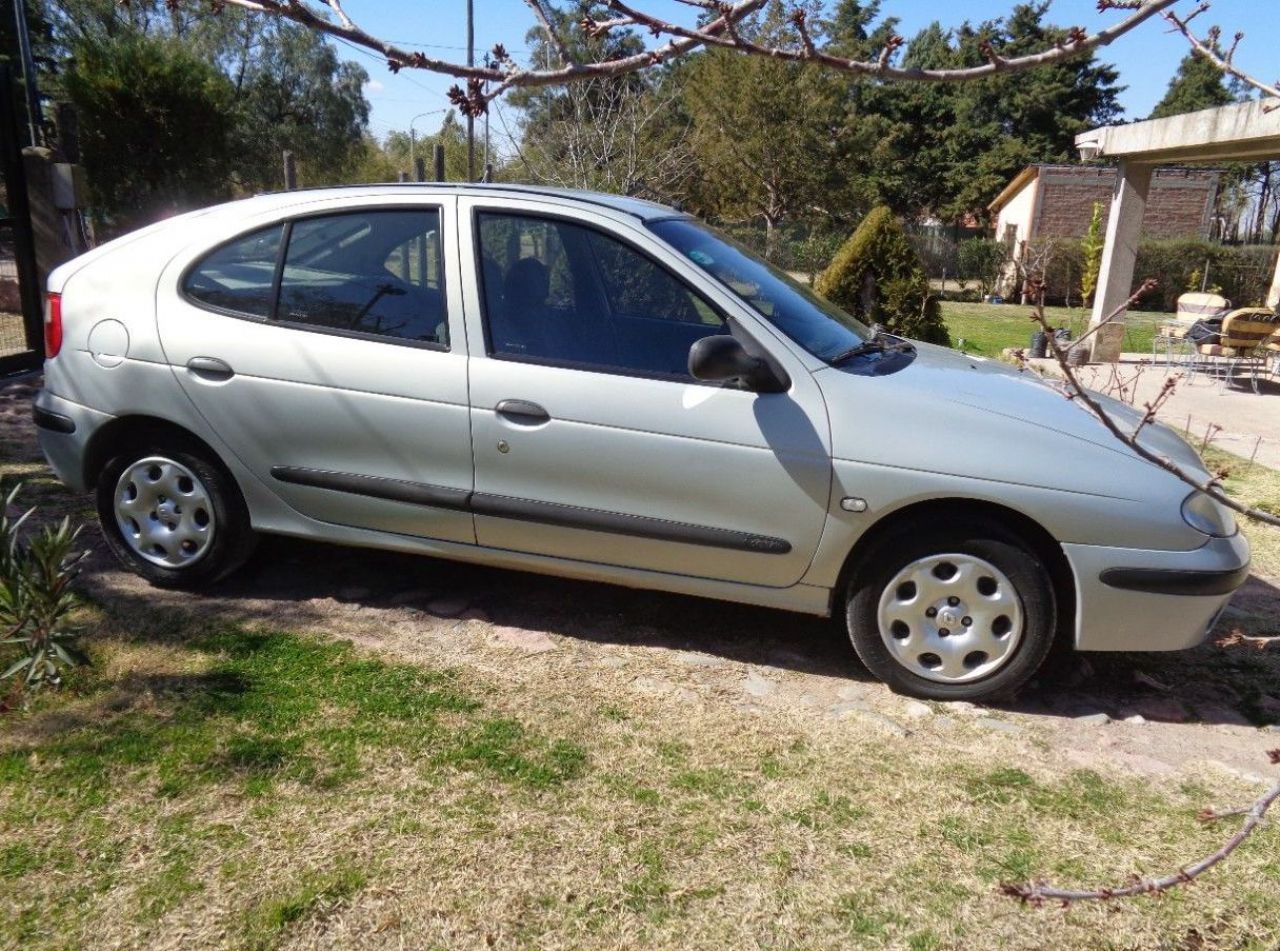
<box><xmin>688</xmin><ymin>334</ymin><xmax>788</xmax><ymax>393</ymax></box>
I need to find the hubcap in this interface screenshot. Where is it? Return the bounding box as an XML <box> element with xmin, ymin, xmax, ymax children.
<box><xmin>876</xmin><ymin>554</ymin><xmax>1024</xmax><ymax>684</ymax></box>
<box><xmin>113</xmin><ymin>457</ymin><xmax>215</xmax><ymax>568</ymax></box>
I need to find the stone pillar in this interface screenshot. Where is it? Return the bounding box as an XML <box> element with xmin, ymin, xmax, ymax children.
<box><xmin>1088</xmin><ymin>161</ymin><xmax>1153</xmax><ymax>362</ymax></box>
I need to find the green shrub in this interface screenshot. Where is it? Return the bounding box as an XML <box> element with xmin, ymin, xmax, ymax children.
<box><xmin>957</xmin><ymin>238</ymin><xmax>1008</xmax><ymax>299</ymax></box>
<box><xmin>815</xmin><ymin>207</ymin><xmax>950</xmax><ymax>346</ymax></box>
<box><xmin>1133</xmin><ymin>241</ymin><xmax>1275</xmax><ymax>311</ymax></box>
<box><xmin>0</xmin><ymin>483</ymin><xmax>89</xmax><ymax>696</ymax></box>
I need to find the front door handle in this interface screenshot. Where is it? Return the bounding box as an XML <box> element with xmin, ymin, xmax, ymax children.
<box><xmin>186</xmin><ymin>356</ymin><xmax>235</xmax><ymax>381</ymax></box>
<box><xmin>495</xmin><ymin>399</ymin><xmax>550</xmax><ymax>425</ymax></box>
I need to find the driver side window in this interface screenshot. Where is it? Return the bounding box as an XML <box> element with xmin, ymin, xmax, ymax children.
<box><xmin>476</xmin><ymin>212</ymin><xmax>725</xmax><ymax>379</ymax></box>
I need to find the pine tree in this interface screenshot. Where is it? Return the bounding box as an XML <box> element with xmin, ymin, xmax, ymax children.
<box><xmin>1150</xmin><ymin>53</ymin><xmax>1235</xmax><ymax>120</ymax></box>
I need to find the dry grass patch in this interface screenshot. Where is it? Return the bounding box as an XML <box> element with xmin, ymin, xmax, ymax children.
<box><xmin>2</xmin><ymin>603</ymin><xmax>1279</xmax><ymax>950</ymax></box>
<box><xmin>1203</xmin><ymin>446</ymin><xmax>1280</xmax><ymax>579</ymax></box>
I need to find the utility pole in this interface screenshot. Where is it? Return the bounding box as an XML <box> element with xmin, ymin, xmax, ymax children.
<box><xmin>13</xmin><ymin>0</ymin><xmax>42</xmax><ymax>146</ymax></box>
<box><xmin>466</xmin><ymin>0</ymin><xmax>475</xmax><ymax>183</ymax></box>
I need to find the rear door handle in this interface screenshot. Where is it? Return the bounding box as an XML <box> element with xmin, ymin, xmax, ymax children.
<box><xmin>186</xmin><ymin>356</ymin><xmax>235</xmax><ymax>381</ymax></box>
<box><xmin>495</xmin><ymin>399</ymin><xmax>550</xmax><ymax>425</ymax></box>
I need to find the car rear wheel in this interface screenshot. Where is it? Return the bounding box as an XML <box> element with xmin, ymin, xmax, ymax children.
<box><xmin>96</xmin><ymin>444</ymin><xmax>256</xmax><ymax>589</ymax></box>
<box><xmin>845</xmin><ymin>520</ymin><xmax>1057</xmax><ymax>701</ymax></box>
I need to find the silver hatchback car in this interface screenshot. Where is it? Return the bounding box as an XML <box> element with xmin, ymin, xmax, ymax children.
<box><xmin>33</xmin><ymin>185</ymin><xmax>1249</xmax><ymax>700</ymax></box>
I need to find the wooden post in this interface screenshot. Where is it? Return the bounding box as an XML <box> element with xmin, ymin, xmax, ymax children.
<box><xmin>282</xmin><ymin>151</ymin><xmax>297</xmax><ymax>190</ymax></box>
<box><xmin>413</xmin><ymin>156</ymin><xmax>426</xmax><ymax>182</ymax></box>
<box><xmin>433</xmin><ymin>144</ymin><xmax>445</xmax><ymax>183</ymax></box>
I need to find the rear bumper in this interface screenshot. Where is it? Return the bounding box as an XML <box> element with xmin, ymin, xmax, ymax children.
<box><xmin>1064</xmin><ymin>532</ymin><xmax>1251</xmax><ymax>652</ymax></box>
<box><xmin>33</xmin><ymin>389</ymin><xmax>114</xmax><ymax>494</ymax></box>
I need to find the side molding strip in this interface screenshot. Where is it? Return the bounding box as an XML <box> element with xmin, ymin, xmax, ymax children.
<box><xmin>471</xmin><ymin>492</ymin><xmax>792</xmax><ymax>555</ymax></box>
<box><xmin>1099</xmin><ymin>564</ymin><xmax>1251</xmax><ymax>597</ymax></box>
<box><xmin>269</xmin><ymin>467</ymin><xmax>791</xmax><ymax>555</ymax></box>
<box><xmin>270</xmin><ymin>466</ymin><xmax>471</xmax><ymax>512</ymax></box>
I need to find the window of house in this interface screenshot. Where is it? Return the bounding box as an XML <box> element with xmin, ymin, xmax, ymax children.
<box><xmin>476</xmin><ymin>212</ymin><xmax>725</xmax><ymax>378</ymax></box>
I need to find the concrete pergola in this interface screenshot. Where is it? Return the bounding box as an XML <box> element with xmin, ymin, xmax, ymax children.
<box><xmin>1075</xmin><ymin>99</ymin><xmax>1280</xmax><ymax>362</ymax></box>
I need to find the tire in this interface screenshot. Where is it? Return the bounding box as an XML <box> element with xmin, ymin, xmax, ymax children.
<box><xmin>96</xmin><ymin>442</ymin><xmax>257</xmax><ymax>589</ymax></box>
<box><xmin>845</xmin><ymin>519</ymin><xmax>1057</xmax><ymax>702</ymax></box>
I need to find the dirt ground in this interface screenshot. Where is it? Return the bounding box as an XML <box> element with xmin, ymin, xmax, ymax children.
<box><xmin>3</xmin><ymin>374</ymin><xmax>1278</xmax><ymax>792</ymax></box>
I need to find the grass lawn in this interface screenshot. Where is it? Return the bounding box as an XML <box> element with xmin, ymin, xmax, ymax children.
<box><xmin>1205</xmin><ymin>445</ymin><xmax>1280</xmax><ymax>578</ymax></box>
<box><xmin>941</xmin><ymin>300</ymin><xmax>1170</xmax><ymax>358</ymax></box>
<box><xmin>3</xmin><ymin>384</ymin><xmax>1280</xmax><ymax>949</ymax></box>
<box><xmin>3</xmin><ymin>604</ymin><xmax>1280</xmax><ymax>951</ymax></box>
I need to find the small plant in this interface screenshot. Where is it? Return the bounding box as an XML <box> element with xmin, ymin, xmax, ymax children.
<box><xmin>1080</xmin><ymin>202</ymin><xmax>1105</xmax><ymax>307</ymax></box>
<box><xmin>956</xmin><ymin>238</ymin><xmax>1008</xmax><ymax>300</ymax></box>
<box><xmin>0</xmin><ymin>482</ymin><xmax>90</xmax><ymax>694</ymax></box>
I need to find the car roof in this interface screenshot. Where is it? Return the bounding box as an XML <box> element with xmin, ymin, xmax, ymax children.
<box><xmin>245</xmin><ymin>183</ymin><xmax>684</xmax><ymax>222</ymax></box>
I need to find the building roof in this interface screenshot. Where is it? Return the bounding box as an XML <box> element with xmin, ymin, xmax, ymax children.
<box><xmin>987</xmin><ymin>166</ymin><xmax>1042</xmax><ymax>214</ymax></box>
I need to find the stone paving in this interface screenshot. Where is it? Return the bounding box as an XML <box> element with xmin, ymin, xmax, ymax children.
<box><xmin>1026</xmin><ymin>351</ymin><xmax>1280</xmax><ymax>468</ymax></box>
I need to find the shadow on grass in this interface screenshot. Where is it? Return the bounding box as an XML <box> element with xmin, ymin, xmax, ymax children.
<box><xmin>86</xmin><ymin>531</ymin><xmax>1280</xmax><ymax>731</ymax></box>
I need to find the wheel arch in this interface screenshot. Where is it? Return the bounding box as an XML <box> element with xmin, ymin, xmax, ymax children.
<box><xmin>83</xmin><ymin>414</ymin><xmax>231</xmax><ymax>490</ymax></box>
<box><xmin>834</xmin><ymin>497</ymin><xmax>1076</xmax><ymax>648</ymax></box>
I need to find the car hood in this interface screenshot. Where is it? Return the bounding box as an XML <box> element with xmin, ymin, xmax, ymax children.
<box><xmin>814</xmin><ymin>341</ymin><xmax>1208</xmax><ymax>499</ymax></box>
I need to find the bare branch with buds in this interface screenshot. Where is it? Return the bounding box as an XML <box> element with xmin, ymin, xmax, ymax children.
<box><xmin>1003</xmin><ymin>752</ymin><xmax>1280</xmax><ymax>904</ymax></box>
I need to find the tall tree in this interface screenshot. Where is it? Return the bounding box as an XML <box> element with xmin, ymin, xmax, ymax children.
<box><xmin>1149</xmin><ymin>52</ymin><xmax>1234</xmax><ymax>119</ymax></box>
<box><xmin>231</xmin><ymin>22</ymin><xmax>370</xmax><ymax>189</ymax></box>
<box><xmin>43</xmin><ymin>0</ymin><xmax>370</xmax><ymax>211</ymax></box>
<box><xmin>63</xmin><ymin>31</ymin><xmax>239</xmax><ymax>231</ymax></box>
<box><xmin>682</xmin><ymin>1</ymin><xmax>847</xmax><ymax>258</ymax></box>
<box><xmin>937</xmin><ymin>3</ymin><xmax>1123</xmax><ymax>221</ymax></box>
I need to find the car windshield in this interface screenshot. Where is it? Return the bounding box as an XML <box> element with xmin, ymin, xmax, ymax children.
<box><xmin>649</xmin><ymin>218</ymin><xmax>871</xmax><ymax>362</ymax></box>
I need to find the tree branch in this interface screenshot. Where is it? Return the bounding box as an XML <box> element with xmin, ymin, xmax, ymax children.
<box><xmin>1019</xmin><ymin>272</ymin><xmax>1280</xmax><ymax>529</ymax></box>
<box><xmin>1163</xmin><ymin>6</ymin><xmax>1280</xmax><ymax>105</ymax></box>
<box><xmin>183</xmin><ymin>0</ymin><xmax>1186</xmax><ymax>111</ymax></box>
<box><xmin>1004</xmin><ymin>751</ymin><xmax>1280</xmax><ymax>904</ymax></box>
<box><xmin>524</xmin><ymin>0</ymin><xmax>577</xmax><ymax>66</ymax></box>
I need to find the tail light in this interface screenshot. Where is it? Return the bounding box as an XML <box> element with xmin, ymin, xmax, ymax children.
<box><xmin>44</xmin><ymin>292</ymin><xmax>62</xmax><ymax>359</ymax></box>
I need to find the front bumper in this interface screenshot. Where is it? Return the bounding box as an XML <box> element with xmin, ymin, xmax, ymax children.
<box><xmin>1064</xmin><ymin>531</ymin><xmax>1251</xmax><ymax>651</ymax></box>
<box><xmin>32</xmin><ymin>389</ymin><xmax>115</xmax><ymax>494</ymax></box>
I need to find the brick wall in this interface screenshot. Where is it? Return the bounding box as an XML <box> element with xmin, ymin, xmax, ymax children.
<box><xmin>1033</xmin><ymin>166</ymin><xmax>1217</xmax><ymax>241</ymax></box>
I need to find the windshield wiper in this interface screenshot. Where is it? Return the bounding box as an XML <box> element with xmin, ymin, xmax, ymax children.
<box><xmin>827</xmin><ymin>339</ymin><xmax>885</xmax><ymax>365</ymax></box>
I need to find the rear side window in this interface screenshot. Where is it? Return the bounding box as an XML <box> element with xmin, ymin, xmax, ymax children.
<box><xmin>181</xmin><ymin>210</ymin><xmax>448</xmax><ymax>348</ymax></box>
<box><xmin>278</xmin><ymin>210</ymin><xmax>447</xmax><ymax>346</ymax></box>
<box><xmin>183</xmin><ymin>224</ymin><xmax>282</xmax><ymax>318</ymax></box>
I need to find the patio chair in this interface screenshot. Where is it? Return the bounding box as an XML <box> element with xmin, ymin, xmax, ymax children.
<box><xmin>1155</xmin><ymin>292</ymin><xmax>1230</xmax><ymax>368</ymax></box>
<box><xmin>1194</xmin><ymin>308</ymin><xmax>1280</xmax><ymax>393</ymax></box>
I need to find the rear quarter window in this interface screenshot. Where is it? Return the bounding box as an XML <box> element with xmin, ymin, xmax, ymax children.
<box><xmin>183</xmin><ymin>224</ymin><xmax>283</xmax><ymax>318</ymax></box>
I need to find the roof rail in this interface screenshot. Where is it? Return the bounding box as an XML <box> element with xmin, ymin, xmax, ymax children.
<box><xmin>252</xmin><ymin>182</ymin><xmax>674</xmax><ymax>220</ymax></box>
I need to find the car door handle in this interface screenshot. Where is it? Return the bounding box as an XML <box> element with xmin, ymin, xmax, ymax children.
<box><xmin>186</xmin><ymin>356</ymin><xmax>235</xmax><ymax>381</ymax></box>
<box><xmin>495</xmin><ymin>399</ymin><xmax>550</xmax><ymax>425</ymax></box>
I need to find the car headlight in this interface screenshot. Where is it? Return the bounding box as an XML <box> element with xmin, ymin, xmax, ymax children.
<box><xmin>1181</xmin><ymin>490</ymin><xmax>1237</xmax><ymax>538</ymax></box>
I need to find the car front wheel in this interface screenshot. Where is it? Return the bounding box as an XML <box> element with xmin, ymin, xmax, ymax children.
<box><xmin>845</xmin><ymin>520</ymin><xmax>1057</xmax><ymax>701</ymax></box>
<box><xmin>96</xmin><ymin>444</ymin><xmax>256</xmax><ymax>589</ymax></box>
